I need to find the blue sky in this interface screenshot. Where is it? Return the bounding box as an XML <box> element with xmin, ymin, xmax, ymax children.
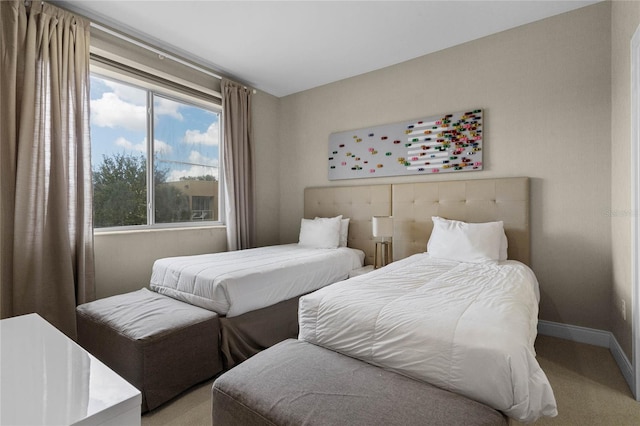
<box><xmin>89</xmin><ymin>75</ymin><xmax>220</xmax><ymax>182</ymax></box>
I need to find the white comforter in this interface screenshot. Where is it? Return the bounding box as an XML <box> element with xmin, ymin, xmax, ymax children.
<box><xmin>150</xmin><ymin>244</ymin><xmax>364</xmax><ymax>317</ymax></box>
<box><xmin>298</xmin><ymin>253</ymin><xmax>557</xmax><ymax>423</ymax></box>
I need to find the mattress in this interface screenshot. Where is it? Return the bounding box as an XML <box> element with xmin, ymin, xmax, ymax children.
<box><xmin>150</xmin><ymin>244</ymin><xmax>364</xmax><ymax>317</ymax></box>
<box><xmin>298</xmin><ymin>253</ymin><xmax>557</xmax><ymax>423</ymax></box>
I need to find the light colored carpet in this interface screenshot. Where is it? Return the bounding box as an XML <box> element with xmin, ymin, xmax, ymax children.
<box><xmin>142</xmin><ymin>335</ymin><xmax>640</xmax><ymax>425</ymax></box>
<box><xmin>512</xmin><ymin>335</ymin><xmax>640</xmax><ymax>426</ymax></box>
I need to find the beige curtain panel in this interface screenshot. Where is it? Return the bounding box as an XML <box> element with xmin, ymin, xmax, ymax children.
<box><xmin>0</xmin><ymin>0</ymin><xmax>95</xmax><ymax>338</ymax></box>
<box><xmin>222</xmin><ymin>79</ymin><xmax>255</xmax><ymax>251</ymax></box>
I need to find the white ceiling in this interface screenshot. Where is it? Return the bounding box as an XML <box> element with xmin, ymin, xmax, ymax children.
<box><xmin>55</xmin><ymin>1</ymin><xmax>601</xmax><ymax>97</ymax></box>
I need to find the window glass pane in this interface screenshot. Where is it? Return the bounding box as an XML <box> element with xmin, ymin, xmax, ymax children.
<box><xmin>153</xmin><ymin>95</ymin><xmax>220</xmax><ymax>223</ymax></box>
<box><xmin>90</xmin><ymin>75</ymin><xmax>148</xmax><ymax>227</ymax></box>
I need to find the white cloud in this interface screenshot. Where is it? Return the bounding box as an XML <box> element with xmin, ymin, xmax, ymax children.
<box><xmin>189</xmin><ymin>150</ymin><xmax>217</xmax><ymax>165</ymax></box>
<box><xmin>154</xmin><ymin>140</ymin><xmax>173</xmax><ymax>155</ymax></box>
<box><xmin>167</xmin><ymin>166</ymin><xmax>219</xmax><ymax>182</ymax></box>
<box><xmin>183</xmin><ymin>122</ymin><xmax>219</xmax><ymax>146</ymax></box>
<box><xmin>115</xmin><ymin>136</ymin><xmax>145</xmax><ymax>152</ymax></box>
<box><xmin>91</xmin><ymin>93</ymin><xmax>146</xmax><ymax>131</ymax></box>
<box><xmin>92</xmin><ymin>82</ymin><xmax>184</xmax><ymax>131</ymax></box>
<box><xmin>166</xmin><ymin>150</ymin><xmax>219</xmax><ymax>182</ymax></box>
<box><xmin>114</xmin><ymin>137</ymin><xmax>172</xmax><ymax>155</ymax></box>
<box><xmin>154</xmin><ymin>97</ymin><xmax>183</xmax><ymax>120</ymax></box>
<box><xmin>104</xmin><ymin>80</ymin><xmax>146</xmax><ymax>105</ymax></box>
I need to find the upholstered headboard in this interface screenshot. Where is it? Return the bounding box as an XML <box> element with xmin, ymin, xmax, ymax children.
<box><xmin>304</xmin><ymin>185</ymin><xmax>391</xmax><ymax>265</ymax></box>
<box><xmin>391</xmin><ymin>177</ymin><xmax>530</xmax><ymax>265</ymax></box>
<box><xmin>304</xmin><ymin>177</ymin><xmax>530</xmax><ymax>266</ymax></box>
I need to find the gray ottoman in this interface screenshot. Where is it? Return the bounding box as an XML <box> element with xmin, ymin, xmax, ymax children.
<box><xmin>212</xmin><ymin>339</ymin><xmax>507</xmax><ymax>426</ymax></box>
<box><xmin>77</xmin><ymin>288</ymin><xmax>222</xmax><ymax>412</ymax></box>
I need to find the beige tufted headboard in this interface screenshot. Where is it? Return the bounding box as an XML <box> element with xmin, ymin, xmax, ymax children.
<box><xmin>304</xmin><ymin>185</ymin><xmax>391</xmax><ymax>265</ymax></box>
<box><xmin>391</xmin><ymin>177</ymin><xmax>530</xmax><ymax>265</ymax></box>
<box><xmin>304</xmin><ymin>177</ymin><xmax>530</xmax><ymax>266</ymax></box>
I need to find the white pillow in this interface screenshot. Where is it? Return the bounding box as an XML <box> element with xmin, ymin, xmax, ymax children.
<box><xmin>315</xmin><ymin>216</ymin><xmax>349</xmax><ymax>247</ymax></box>
<box><xmin>340</xmin><ymin>218</ymin><xmax>350</xmax><ymax>247</ymax></box>
<box><xmin>427</xmin><ymin>216</ymin><xmax>506</xmax><ymax>263</ymax></box>
<box><xmin>499</xmin><ymin>231</ymin><xmax>508</xmax><ymax>261</ymax></box>
<box><xmin>299</xmin><ymin>216</ymin><xmax>342</xmax><ymax>249</ymax></box>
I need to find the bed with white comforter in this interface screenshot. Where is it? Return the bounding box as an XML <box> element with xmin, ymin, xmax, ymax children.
<box><xmin>151</xmin><ymin>244</ymin><xmax>364</xmax><ymax>317</ymax></box>
<box><xmin>298</xmin><ymin>253</ymin><xmax>557</xmax><ymax>423</ymax></box>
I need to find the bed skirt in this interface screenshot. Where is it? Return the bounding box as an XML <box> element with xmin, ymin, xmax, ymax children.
<box><xmin>219</xmin><ymin>295</ymin><xmax>300</xmax><ymax>369</ymax></box>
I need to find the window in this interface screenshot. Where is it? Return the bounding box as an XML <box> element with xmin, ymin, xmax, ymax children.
<box><xmin>191</xmin><ymin>195</ymin><xmax>214</xmax><ymax>220</ymax></box>
<box><xmin>90</xmin><ymin>74</ymin><xmax>221</xmax><ymax>229</ymax></box>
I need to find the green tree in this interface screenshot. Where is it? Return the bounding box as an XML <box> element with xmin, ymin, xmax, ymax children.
<box><xmin>93</xmin><ymin>153</ymin><xmax>190</xmax><ymax>227</ymax></box>
<box><xmin>93</xmin><ymin>153</ymin><xmax>147</xmax><ymax>227</ymax></box>
<box><xmin>155</xmin><ymin>181</ymin><xmax>190</xmax><ymax>223</ymax></box>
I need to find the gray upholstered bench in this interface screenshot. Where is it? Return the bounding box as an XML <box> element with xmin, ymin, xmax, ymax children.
<box><xmin>76</xmin><ymin>288</ymin><xmax>222</xmax><ymax>412</ymax></box>
<box><xmin>211</xmin><ymin>339</ymin><xmax>507</xmax><ymax>426</ymax></box>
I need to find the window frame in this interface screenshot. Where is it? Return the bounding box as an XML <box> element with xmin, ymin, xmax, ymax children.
<box><xmin>90</xmin><ymin>66</ymin><xmax>225</xmax><ymax>233</ymax></box>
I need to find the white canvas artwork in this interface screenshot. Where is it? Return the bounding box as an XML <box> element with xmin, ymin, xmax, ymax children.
<box><xmin>328</xmin><ymin>109</ymin><xmax>483</xmax><ymax>180</ymax></box>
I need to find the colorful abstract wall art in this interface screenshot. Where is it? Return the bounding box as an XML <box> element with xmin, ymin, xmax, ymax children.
<box><xmin>328</xmin><ymin>109</ymin><xmax>483</xmax><ymax>180</ymax></box>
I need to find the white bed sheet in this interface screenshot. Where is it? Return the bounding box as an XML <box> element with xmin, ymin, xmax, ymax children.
<box><xmin>150</xmin><ymin>244</ymin><xmax>364</xmax><ymax>317</ymax></box>
<box><xmin>298</xmin><ymin>253</ymin><xmax>557</xmax><ymax>423</ymax></box>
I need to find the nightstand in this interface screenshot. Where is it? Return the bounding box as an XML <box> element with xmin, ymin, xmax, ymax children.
<box><xmin>349</xmin><ymin>265</ymin><xmax>375</xmax><ymax>278</ymax></box>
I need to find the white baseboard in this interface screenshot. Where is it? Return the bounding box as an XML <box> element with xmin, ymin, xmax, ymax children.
<box><xmin>538</xmin><ymin>320</ymin><xmax>634</xmax><ymax>394</ymax></box>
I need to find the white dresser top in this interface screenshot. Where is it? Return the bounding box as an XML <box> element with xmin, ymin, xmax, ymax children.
<box><xmin>0</xmin><ymin>313</ymin><xmax>141</xmax><ymax>426</ymax></box>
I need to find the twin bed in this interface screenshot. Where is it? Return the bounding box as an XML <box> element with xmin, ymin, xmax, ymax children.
<box><xmin>150</xmin><ymin>244</ymin><xmax>364</xmax><ymax>317</ymax></box>
<box><xmin>297</xmin><ymin>254</ymin><xmax>554</xmax><ymax>422</ymax></box>
<box><xmin>78</xmin><ymin>177</ymin><xmax>558</xmax><ymax>423</ymax></box>
<box><xmin>151</xmin><ymin>243</ymin><xmax>364</xmax><ymax>368</ymax></box>
<box><xmin>148</xmin><ymin>184</ymin><xmax>390</xmax><ymax>369</ymax></box>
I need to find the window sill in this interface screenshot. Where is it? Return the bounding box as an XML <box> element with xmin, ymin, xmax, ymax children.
<box><xmin>94</xmin><ymin>224</ymin><xmax>225</xmax><ymax>236</ymax></box>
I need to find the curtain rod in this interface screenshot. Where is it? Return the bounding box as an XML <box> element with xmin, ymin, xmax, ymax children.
<box><xmin>90</xmin><ymin>22</ymin><xmax>224</xmax><ymax>82</ymax></box>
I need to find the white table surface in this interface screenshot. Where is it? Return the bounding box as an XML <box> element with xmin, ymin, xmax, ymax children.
<box><xmin>0</xmin><ymin>313</ymin><xmax>141</xmax><ymax>426</ymax></box>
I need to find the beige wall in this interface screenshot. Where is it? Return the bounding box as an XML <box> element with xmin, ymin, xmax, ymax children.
<box><xmin>611</xmin><ymin>0</ymin><xmax>640</xmax><ymax>360</ymax></box>
<box><xmin>252</xmin><ymin>90</ymin><xmax>282</xmax><ymax>247</ymax></box>
<box><xmin>94</xmin><ymin>226</ymin><xmax>226</xmax><ymax>299</ymax></box>
<box><xmin>278</xmin><ymin>2</ymin><xmax>613</xmax><ymax>330</ymax></box>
